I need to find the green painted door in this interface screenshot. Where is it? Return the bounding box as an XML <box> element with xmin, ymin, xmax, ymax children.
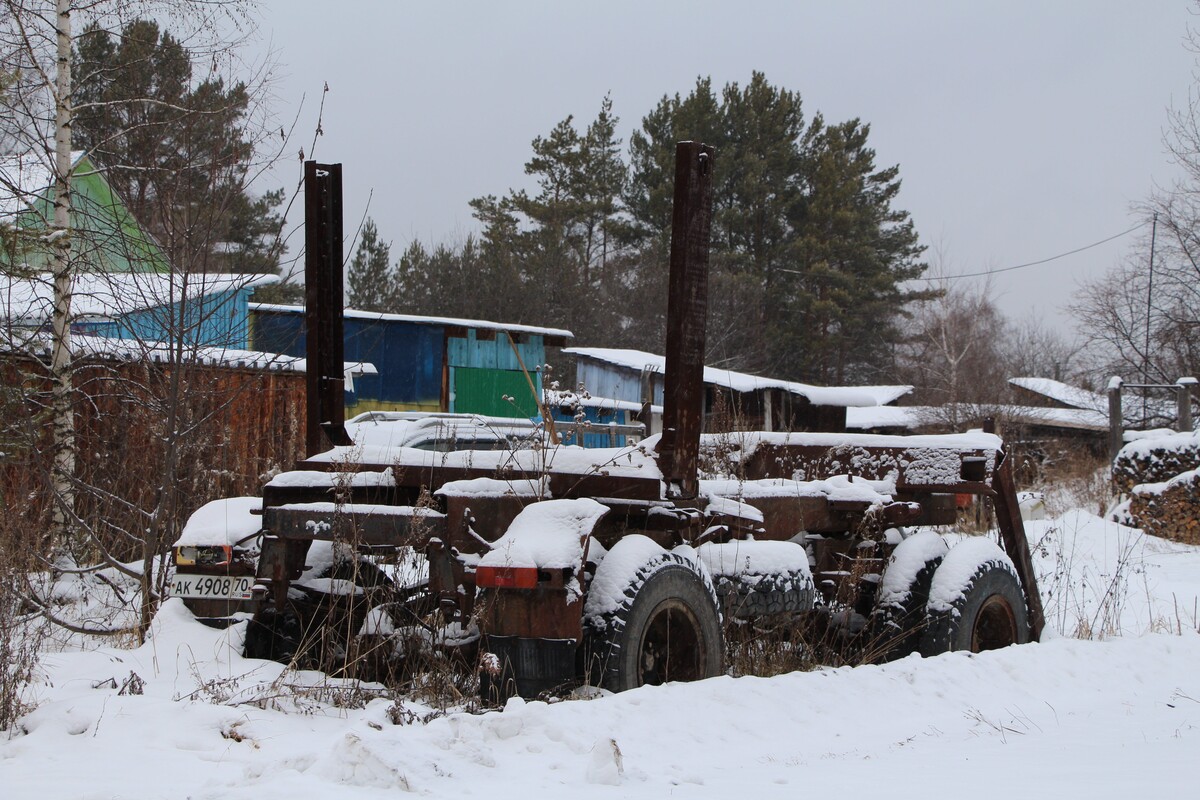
<box><xmin>452</xmin><ymin>367</ymin><xmax>539</xmax><ymax>417</ymax></box>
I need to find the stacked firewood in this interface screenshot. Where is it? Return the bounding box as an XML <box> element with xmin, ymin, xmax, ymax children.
<box><xmin>1117</xmin><ymin>431</ymin><xmax>1200</xmax><ymax>544</ymax></box>
<box><xmin>1112</xmin><ymin>431</ymin><xmax>1200</xmax><ymax>493</ymax></box>
<box><xmin>1130</xmin><ymin>469</ymin><xmax>1200</xmax><ymax>545</ymax></box>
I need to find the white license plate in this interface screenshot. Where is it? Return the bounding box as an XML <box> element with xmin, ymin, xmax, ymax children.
<box><xmin>171</xmin><ymin>573</ymin><xmax>254</xmax><ymax>600</ymax></box>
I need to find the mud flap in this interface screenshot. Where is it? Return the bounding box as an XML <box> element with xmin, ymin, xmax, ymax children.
<box><xmin>479</xmin><ymin>635</ymin><xmax>577</xmax><ymax>701</ymax></box>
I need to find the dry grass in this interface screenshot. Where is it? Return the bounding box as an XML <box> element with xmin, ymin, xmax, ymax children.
<box><xmin>0</xmin><ymin>473</ymin><xmax>48</xmax><ymax>734</ymax></box>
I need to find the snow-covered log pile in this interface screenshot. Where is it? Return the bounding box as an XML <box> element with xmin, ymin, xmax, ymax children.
<box><xmin>1130</xmin><ymin>468</ymin><xmax>1200</xmax><ymax>545</ymax></box>
<box><xmin>1111</xmin><ymin>430</ymin><xmax>1200</xmax><ymax>493</ymax></box>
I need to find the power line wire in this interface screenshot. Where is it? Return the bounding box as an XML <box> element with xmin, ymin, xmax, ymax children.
<box><xmin>912</xmin><ymin>220</ymin><xmax>1150</xmax><ymax>282</ymax></box>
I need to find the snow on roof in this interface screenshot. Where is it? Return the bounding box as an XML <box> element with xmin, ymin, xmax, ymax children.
<box><xmin>1010</xmin><ymin>376</ymin><xmax>1181</xmax><ymax>426</ymax></box>
<box><xmin>847</xmin><ymin>403</ymin><xmax>1108</xmax><ymax>433</ymax></box>
<box><xmin>4</xmin><ymin>330</ymin><xmax>376</xmax><ymax>377</ymax></box>
<box><xmin>0</xmin><ymin>272</ymin><xmax>278</xmax><ymax>325</ymax></box>
<box><xmin>250</xmin><ymin>303</ymin><xmax>574</xmax><ymax>342</ymax></box>
<box><xmin>1008</xmin><ymin>377</ymin><xmax>1109</xmax><ymax>412</ymax></box>
<box><xmin>564</xmin><ymin>347</ymin><xmax>911</xmax><ymax>407</ymax></box>
<box><xmin>0</xmin><ymin>149</ymin><xmax>86</xmax><ymax>222</ymax></box>
<box><xmin>1005</xmin><ymin>405</ymin><xmax>1109</xmax><ymax>431</ymax></box>
<box><xmin>846</xmin><ymin>405</ymin><xmax>929</xmax><ymax>430</ymax></box>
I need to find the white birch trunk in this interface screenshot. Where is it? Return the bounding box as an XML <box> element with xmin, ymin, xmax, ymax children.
<box><xmin>49</xmin><ymin>0</ymin><xmax>75</xmax><ymax>545</ymax></box>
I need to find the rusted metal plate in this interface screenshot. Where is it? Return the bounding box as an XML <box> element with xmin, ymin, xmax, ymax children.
<box><xmin>479</xmin><ymin>589</ymin><xmax>585</xmax><ymax>641</ymax></box>
<box><xmin>441</xmin><ymin>494</ymin><xmax>526</xmax><ymax>554</ymax></box>
<box><xmin>263</xmin><ymin>503</ymin><xmax>446</xmax><ymax>548</ymax></box>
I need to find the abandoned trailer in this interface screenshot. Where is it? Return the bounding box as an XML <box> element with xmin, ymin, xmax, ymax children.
<box><xmin>174</xmin><ymin>150</ymin><xmax>1043</xmax><ymax>701</ymax></box>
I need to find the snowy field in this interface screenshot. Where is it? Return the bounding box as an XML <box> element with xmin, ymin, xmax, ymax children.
<box><xmin>2</xmin><ymin>510</ymin><xmax>1198</xmax><ymax>799</ymax></box>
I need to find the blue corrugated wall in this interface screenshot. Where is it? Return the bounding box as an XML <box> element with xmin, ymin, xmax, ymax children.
<box><xmin>80</xmin><ymin>287</ymin><xmax>252</xmax><ymax>348</ymax></box>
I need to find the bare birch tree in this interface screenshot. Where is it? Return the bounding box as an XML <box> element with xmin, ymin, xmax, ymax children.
<box><xmin>1</xmin><ymin>1</ymin><xmax>296</xmax><ymax>639</ymax></box>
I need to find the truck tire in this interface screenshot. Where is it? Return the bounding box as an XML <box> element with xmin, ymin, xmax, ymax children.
<box><xmin>587</xmin><ymin>549</ymin><xmax>724</xmax><ymax>693</ymax></box>
<box><xmin>714</xmin><ymin>571</ymin><xmax>815</xmax><ymax>619</ymax></box>
<box><xmin>697</xmin><ymin>540</ymin><xmax>815</xmax><ymax>620</ymax></box>
<box><xmin>870</xmin><ymin>532</ymin><xmax>948</xmax><ymax>661</ymax></box>
<box><xmin>919</xmin><ymin>539</ymin><xmax>1030</xmax><ymax>657</ymax></box>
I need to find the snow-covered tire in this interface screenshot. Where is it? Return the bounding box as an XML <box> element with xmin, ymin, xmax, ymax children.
<box><xmin>697</xmin><ymin>540</ymin><xmax>814</xmax><ymax>620</ymax></box>
<box><xmin>713</xmin><ymin>571</ymin><xmax>815</xmax><ymax>619</ymax></box>
<box><xmin>919</xmin><ymin>538</ymin><xmax>1030</xmax><ymax>657</ymax></box>
<box><xmin>585</xmin><ymin>537</ymin><xmax>724</xmax><ymax>692</ymax></box>
<box><xmin>870</xmin><ymin>532</ymin><xmax>948</xmax><ymax>660</ymax></box>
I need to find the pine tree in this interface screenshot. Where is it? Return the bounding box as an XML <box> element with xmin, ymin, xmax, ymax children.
<box><xmin>72</xmin><ymin>20</ymin><xmax>284</xmax><ymax>275</ymax></box>
<box><xmin>623</xmin><ymin>74</ymin><xmax>930</xmax><ymax>381</ymax></box>
<box><xmin>466</xmin><ymin>98</ymin><xmax>628</xmax><ymax>338</ymax></box>
<box><xmin>781</xmin><ymin>118</ymin><xmax>932</xmax><ymax>382</ymax></box>
<box><xmin>346</xmin><ymin>219</ymin><xmax>392</xmax><ymax>312</ymax></box>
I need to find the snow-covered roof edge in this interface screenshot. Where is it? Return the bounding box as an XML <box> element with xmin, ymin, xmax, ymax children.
<box><xmin>1</xmin><ymin>272</ymin><xmax>279</xmax><ymax>324</ymax></box>
<box><xmin>2</xmin><ymin>331</ymin><xmax>374</xmax><ymax>377</ymax></box>
<box><xmin>251</xmin><ymin>303</ymin><xmax>573</xmax><ymax>342</ymax></box>
<box><xmin>1008</xmin><ymin>377</ymin><xmax>1108</xmax><ymax>412</ymax></box>
<box><xmin>564</xmin><ymin>346</ymin><xmax>912</xmax><ymax>408</ymax></box>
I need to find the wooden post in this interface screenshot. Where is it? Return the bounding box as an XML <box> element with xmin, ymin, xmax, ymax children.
<box><xmin>658</xmin><ymin>142</ymin><xmax>715</xmax><ymax>500</ymax></box>
<box><xmin>1177</xmin><ymin>377</ymin><xmax>1196</xmax><ymax>433</ymax></box>
<box><xmin>636</xmin><ymin>365</ymin><xmax>656</xmax><ymax>435</ymax></box>
<box><xmin>1107</xmin><ymin>377</ymin><xmax>1123</xmax><ymax>462</ymax></box>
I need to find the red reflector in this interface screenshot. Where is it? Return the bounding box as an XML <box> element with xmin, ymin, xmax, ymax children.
<box><xmin>475</xmin><ymin>565</ymin><xmax>538</xmax><ymax>589</ymax></box>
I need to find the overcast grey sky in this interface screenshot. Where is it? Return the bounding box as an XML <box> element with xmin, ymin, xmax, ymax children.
<box><xmin>252</xmin><ymin>1</ymin><xmax>1196</xmax><ymax>338</ymax></box>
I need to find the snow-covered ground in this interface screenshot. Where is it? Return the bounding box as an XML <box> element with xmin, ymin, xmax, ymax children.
<box><xmin>3</xmin><ymin>511</ymin><xmax>1199</xmax><ymax>799</ymax></box>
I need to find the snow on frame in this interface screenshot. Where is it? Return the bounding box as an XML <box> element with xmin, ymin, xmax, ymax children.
<box><xmin>703</xmin><ymin>428</ymin><xmax>1003</xmax><ymax>453</ymax></box>
<box><xmin>436</xmin><ymin>477</ymin><xmax>549</xmax><ymax>498</ymax></box>
<box><xmin>305</xmin><ymin>436</ymin><xmax>667</xmax><ymax>481</ymax></box>
<box><xmin>477</xmin><ymin>498</ymin><xmax>608</xmax><ymax>571</ymax></box>
<box><xmin>701</xmin><ymin>475</ymin><xmax>896</xmax><ymax>505</ymax></box>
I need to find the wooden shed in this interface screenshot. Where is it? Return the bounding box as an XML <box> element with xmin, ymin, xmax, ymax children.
<box><xmin>249</xmin><ymin>304</ymin><xmax>572</xmax><ymax>418</ymax></box>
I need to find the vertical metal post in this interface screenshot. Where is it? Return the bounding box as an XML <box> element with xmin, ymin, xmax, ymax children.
<box><xmin>1177</xmin><ymin>377</ymin><xmax>1196</xmax><ymax>433</ymax></box>
<box><xmin>1107</xmin><ymin>377</ymin><xmax>1123</xmax><ymax>462</ymax></box>
<box><xmin>304</xmin><ymin>161</ymin><xmax>352</xmax><ymax>457</ymax></box>
<box><xmin>658</xmin><ymin>141</ymin><xmax>715</xmax><ymax>500</ymax></box>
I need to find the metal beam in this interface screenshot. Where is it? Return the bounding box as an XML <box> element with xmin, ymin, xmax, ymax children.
<box><xmin>658</xmin><ymin>141</ymin><xmax>715</xmax><ymax>499</ymax></box>
<box><xmin>304</xmin><ymin>161</ymin><xmax>352</xmax><ymax>456</ymax></box>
